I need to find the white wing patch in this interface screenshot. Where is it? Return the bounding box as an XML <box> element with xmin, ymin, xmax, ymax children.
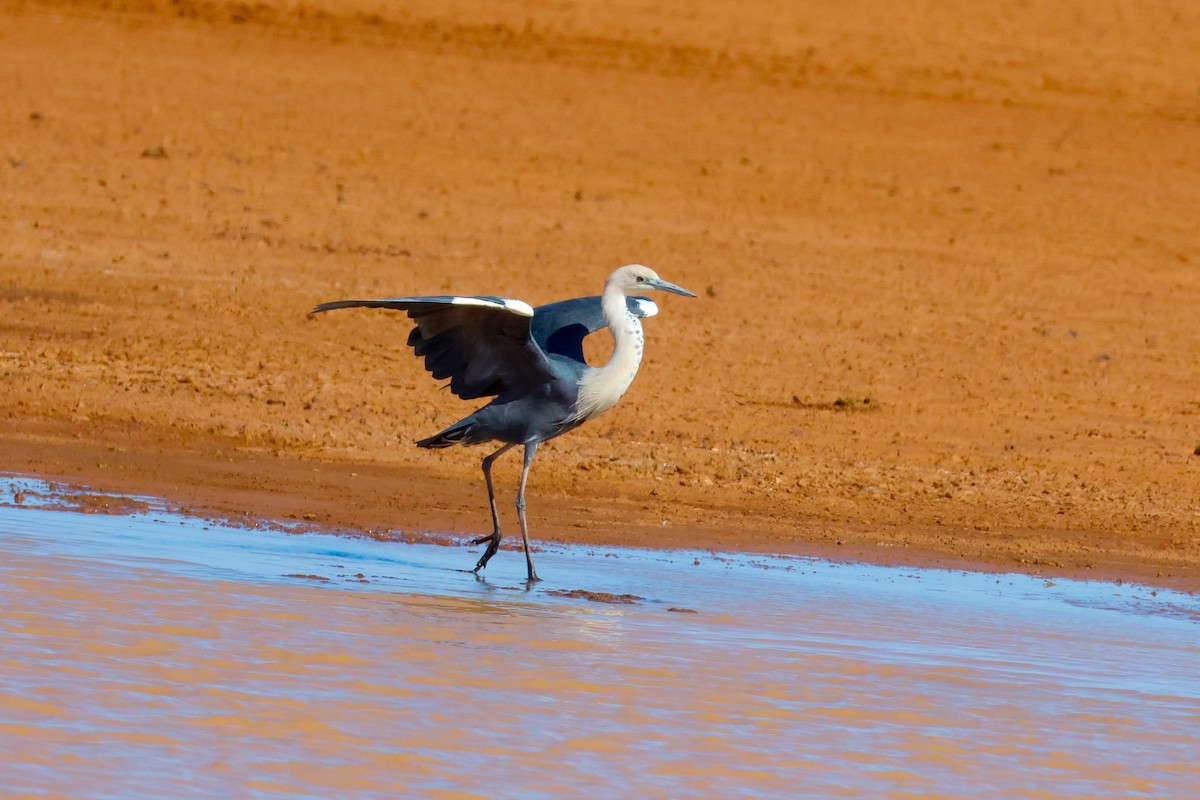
<box><xmin>630</xmin><ymin>298</ymin><xmax>659</xmax><ymax>318</ymax></box>
<box><xmin>446</xmin><ymin>296</ymin><xmax>534</xmax><ymax>317</ymax></box>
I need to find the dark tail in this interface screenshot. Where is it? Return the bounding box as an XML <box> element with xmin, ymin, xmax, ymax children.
<box><xmin>416</xmin><ymin>418</ymin><xmax>477</xmax><ymax>449</ymax></box>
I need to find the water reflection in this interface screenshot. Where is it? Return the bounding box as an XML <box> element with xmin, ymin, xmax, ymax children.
<box><xmin>2</xmin><ymin>476</ymin><xmax>1198</xmax><ymax>798</ymax></box>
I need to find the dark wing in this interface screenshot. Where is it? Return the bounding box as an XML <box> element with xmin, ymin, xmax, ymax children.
<box><xmin>311</xmin><ymin>295</ymin><xmax>557</xmax><ymax>400</ymax></box>
<box><xmin>532</xmin><ymin>296</ymin><xmax>658</xmax><ymax>364</ymax></box>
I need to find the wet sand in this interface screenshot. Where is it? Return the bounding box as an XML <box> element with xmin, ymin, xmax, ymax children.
<box><xmin>3</xmin><ymin>479</ymin><xmax>1199</xmax><ymax>798</ymax></box>
<box><xmin>2</xmin><ymin>1</ymin><xmax>1200</xmax><ymax>588</ymax></box>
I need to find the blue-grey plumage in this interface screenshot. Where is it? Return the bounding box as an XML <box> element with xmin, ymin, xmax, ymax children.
<box><xmin>531</xmin><ymin>294</ymin><xmax>660</xmax><ymax>365</ymax></box>
<box><xmin>311</xmin><ymin>264</ymin><xmax>695</xmax><ymax>581</ymax></box>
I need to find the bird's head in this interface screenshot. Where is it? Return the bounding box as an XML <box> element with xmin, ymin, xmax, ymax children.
<box><xmin>609</xmin><ymin>264</ymin><xmax>697</xmax><ymax>298</ymax></box>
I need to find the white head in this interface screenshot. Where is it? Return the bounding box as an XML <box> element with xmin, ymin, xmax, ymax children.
<box><xmin>607</xmin><ymin>264</ymin><xmax>697</xmax><ymax>298</ymax></box>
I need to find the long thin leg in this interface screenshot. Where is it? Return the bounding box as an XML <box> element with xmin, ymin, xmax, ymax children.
<box><xmin>516</xmin><ymin>441</ymin><xmax>540</xmax><ymax>583</ymax></box>
<box><xmin>473</xmin><ymin>443</ymin><xmax>515</xmax><ymax>573</ymax></box>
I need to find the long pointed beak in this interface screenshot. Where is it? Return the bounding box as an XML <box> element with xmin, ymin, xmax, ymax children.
<box><xmin>648</xmin><ymin>277</ymin><xmax>697</xmax><ymax>298</ymax></box>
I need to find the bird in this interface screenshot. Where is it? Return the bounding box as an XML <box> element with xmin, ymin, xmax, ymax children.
<box><xmin>311</xmin><ymin>264</ymin><xmax>695</xmax><ymax>582</ymax></box>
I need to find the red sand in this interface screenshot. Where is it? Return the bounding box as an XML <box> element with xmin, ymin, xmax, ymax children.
<box><xmin>2</xmin><ymin>0</ymin><xmax>1198</xmax><ymax>589</ymax></box>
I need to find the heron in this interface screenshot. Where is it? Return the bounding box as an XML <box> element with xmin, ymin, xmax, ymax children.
<box><xmin>312</xmin><ymin>264</ymin><xmax>695</xmax><ymax>581</ymax></box>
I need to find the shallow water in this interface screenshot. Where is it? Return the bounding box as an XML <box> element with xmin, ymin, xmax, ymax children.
<box><xmin>2</xmin><ymin>477</ymin><xmax>1198</xmax><ymax>798</ymax></box>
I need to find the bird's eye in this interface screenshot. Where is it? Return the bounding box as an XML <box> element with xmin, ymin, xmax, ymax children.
<box><xmin>636</xmin><ymin>276</ymin><xmax>645</xmax><ymax>283</ymax></box>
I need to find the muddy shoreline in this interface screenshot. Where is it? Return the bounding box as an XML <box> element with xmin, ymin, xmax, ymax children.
<box><xmin>5</xmin><ymin>421</ymin><xmax>1196</xmax><ymax>593</ymax></box>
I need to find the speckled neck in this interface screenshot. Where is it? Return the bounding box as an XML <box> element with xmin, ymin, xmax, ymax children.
<box><xmin>574</xmin><ymin>280</ymin><xmax>645</xmax><ymax>421</ymax></box>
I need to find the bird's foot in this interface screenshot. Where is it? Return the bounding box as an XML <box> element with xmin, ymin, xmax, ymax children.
<box><xmin>471</xmin><ymin>531</ymin><xmax>501</xmax><ymax>572</ymax></box>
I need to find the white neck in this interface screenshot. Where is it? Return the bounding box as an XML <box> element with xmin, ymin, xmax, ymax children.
<box><xmin>574</xmin><ymin>280</ymin><xmax>645</xmax><ymax>421</ymax></box>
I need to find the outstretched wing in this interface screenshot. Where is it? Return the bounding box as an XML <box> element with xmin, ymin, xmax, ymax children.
<box><xmin>311</xmin><ymin>295</ymin><xmax>557</xmax><ymax>400</ymax></box>
<box><xmin>531</xmin><ymin>295</ymin><xmax>658</xmax><ymax>364</ymax></box>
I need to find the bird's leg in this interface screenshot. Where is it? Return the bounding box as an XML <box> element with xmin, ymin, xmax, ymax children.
<box><xmin>473</xmin><ymin>443</ymin><xmax>515</xmax><ymax>573</ymax></box>
<box><xmin>516</xmin><ymin>441</ymin><xmax>540</xmax><ymax>583</ymax></box>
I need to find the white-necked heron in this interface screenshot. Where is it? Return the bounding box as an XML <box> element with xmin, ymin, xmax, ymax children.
<box><xmin>312</xmin><ymin>264</ymin><xmax>695</xmax><ymax>581</ymax></box>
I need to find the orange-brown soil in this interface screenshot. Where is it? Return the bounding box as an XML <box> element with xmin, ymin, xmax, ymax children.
<box><xmin>2</xmin><ymin>0</ymin><xmax>1198</xmax><ymax>590</ymax></box>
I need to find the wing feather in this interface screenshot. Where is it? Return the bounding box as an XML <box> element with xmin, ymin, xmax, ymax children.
<box><xmin>311</xmin><ymin>296</ymin><xmax>555</xmax><ymax>400</ymax></box>
<box><xmin>531</xmin><ymin>295</ymin><xmax>658</xmax><ymax>364</ymax></box>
